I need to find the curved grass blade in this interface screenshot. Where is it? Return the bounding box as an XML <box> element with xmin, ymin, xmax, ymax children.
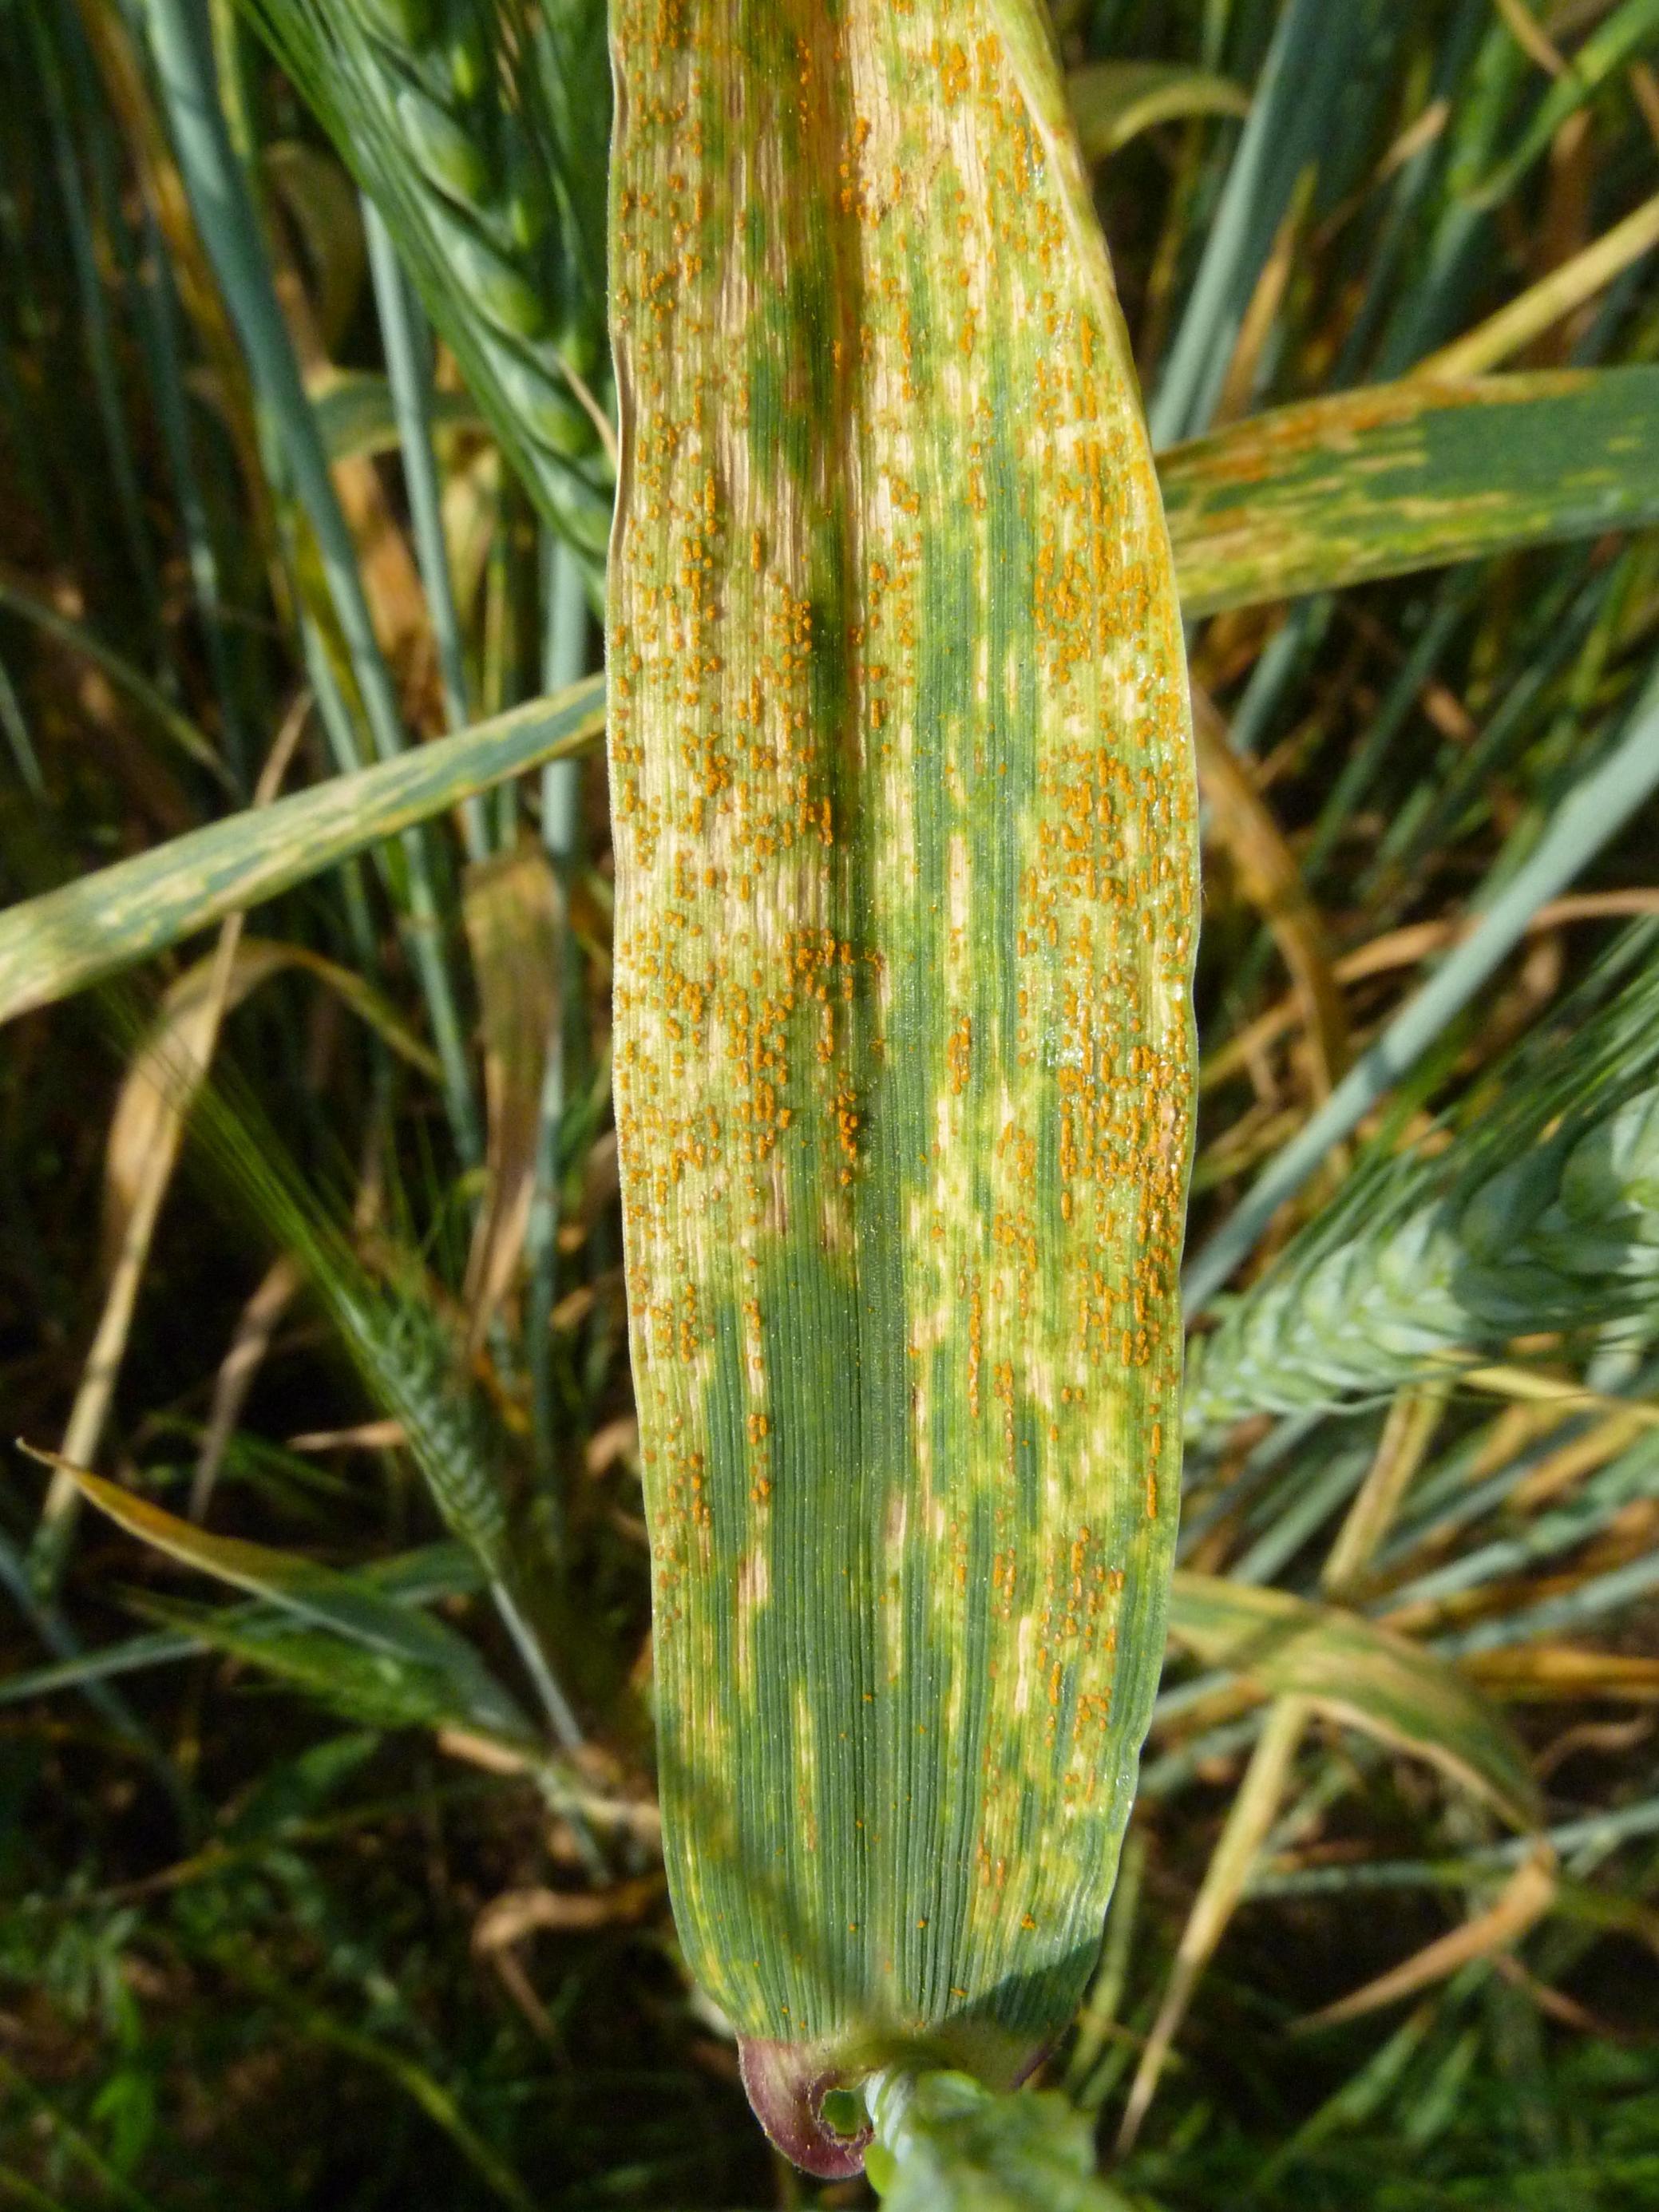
<box><xmin>0</xmin><ymin>1628</ymin><xmax>200</xmax><ymax>1709</ymax></box>
<box><xmin>1067</xmin><ymin>61</ymin><xmax>1249</xmax><ymax>162</ymax></box>
<box><xmin>1297</xmin><ymin>1852</ymin><xmax>1556</xmax><ymax>2031</ymax></box>
<box><xmin>1193</xmin><ymin>692</ymin><xmax>1348</xmax><ymax>1095</ymax></box>
<box><xmin>1166</xmin><ymin>1572</ymin><xmax>1541</xmax><ymax>1830</ymax></box>
<box><xmin>0</xmin><ymin>572</ymin><xmax>235</xmax><ymax>790</ymax></box>
<box><xmin>310</xmin><ymin>365</ymin><xmax>482</xmax><ymax>463</ymax></box>
<box><xmin>19</xmin><ymin>1448</ymin><xmax>536</xmax><ymax>1747</ymax></box>
<box><xmin>31</xmin><ymin>926</ymin><xmax>438</xmax><ymax>1585</ymax></box>
<box><xmin>0</xmin><ymin>676</ymin><xmax>604</xmax><ymax>1027</ymax></box>
<box><xmin>1162</xmin><ymin>367</ymin><xmax>1659</xmax><ymax>617</ymax></box>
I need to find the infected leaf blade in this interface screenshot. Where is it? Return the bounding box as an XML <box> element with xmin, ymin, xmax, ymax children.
<box><xmin>461</xmin><ymin>843</ymin><xmax>566</xmax><ymax>1346</ymax></box>
<box><xmin>608</xmin><ymin>0</ymin><xmax>1197</xmax><ymax>2113</ymax></box>
<box><xmin>1162</xmin><ymin>368</ymin><xmax>1659</xmax><ymax>615</ymax></box>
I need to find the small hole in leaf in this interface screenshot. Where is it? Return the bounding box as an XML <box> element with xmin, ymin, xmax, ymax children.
<box><xmin>818</xmin><ymin>2087</ymin><xmax>866</xmax><ymax>2141</ymax></box>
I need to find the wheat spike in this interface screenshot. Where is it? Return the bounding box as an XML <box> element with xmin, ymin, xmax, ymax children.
<box><xmin>243</xmin><ymin>0</ymin><xmax>613</xmax><ymax>555</ymax></box>
<box><xmin>1187</xmin><ymin>949</ymin><xmax>1659</xmax><ymax>1430</ymax></box>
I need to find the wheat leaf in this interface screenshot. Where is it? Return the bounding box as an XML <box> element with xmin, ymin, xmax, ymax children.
<box><xmin>18</xmin><ymin>1449</ymin><xmax>533</xmax><ymax>1746</ymax></box>
<box><xmin>608</xmin><ymin>0</ymin><xmax>1197</xmax><ymax>2171</ymax></box>
<box><xmin>1166</xmin><ymin>1572</ymin><xmax>1541</xmax><ymax>1830</ymax></box>
<box><xmin>1162</xmin><ymin>367</ymin><xmax>1659</xmax><ymax>616</ymax></box>
<box><xmin>0</xmin><ymin>676</ymin><xmax>604</xmax><ymax>1027</ymax></box>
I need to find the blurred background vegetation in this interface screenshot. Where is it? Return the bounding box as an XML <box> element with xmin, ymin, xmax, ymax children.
<box><xmin>4</xmin><ymin>0</ymin><xmax>1659</xmax><ymax>2204</ymax></box>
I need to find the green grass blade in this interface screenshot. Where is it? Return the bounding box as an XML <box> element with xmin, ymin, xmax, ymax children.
<box><xmin>1166</xmin><ymin>1573</ymin><xmax>1540</xmax><ymax>1830</ymax></box>
<box><xmin>142</xmin><ymin>0</ymin><xmax>397</xmax><ymax>779</ymax></box>
<box><xmin>0</xmin><ymin>1628</ymin><xmax>200</xmax><ymax>1707</ymax></box>
<box><xmin>0</xmin><ymin>573</ymin><xmax>234</xmax><ymax>789</ymax></box>
<box><xmin>0</xmin><ymin>647</ymin><xmax>46</xmax><ymax>801</ymax></box>
<box><xmin>525</xmin><ymin>532</ymin><xmax>588</xmax><ymax>1504</ymax></box>
<box><xmin>0</xmin><ymin>1521</ymin><xmax>187</xmax><ymax>1799</ymax></box>
<box><xmin>1366</xmin><ymin>18</ymin><xmax>1529</xmax><ymax>378</ymax></box>
<box><xmin>1162</xmin><ymin>369</ymin><xmax>1659</xmax><ymax>616</ymax></box>
<box><xmin>145</xmin><ymin>0</ymin><xmax>481</xmax><ymax>1160</ymax></box>
<box><xmin>863</xmin><ymin>2069</ymin><xmax>1132</xmax><ymax>2211</ymax></box>
<box><xmin>0</xmin><ymin>676</ymin><xmax>603</xmax><ymax>1026</ymax></box>
<box><xmin>1067</xmin><ymin>61</ymin><xmax>1249</xmax><ymax>161</ymax></box>
<box><xmin>1148</xmin><ymin>0</ymin><xmax>1395</xmax><ymax>444</ymax></box>
<box><xmin>22</xmin><ymin>1450</ymin><xmax>536</xmax><ymax>1745</ymax></box>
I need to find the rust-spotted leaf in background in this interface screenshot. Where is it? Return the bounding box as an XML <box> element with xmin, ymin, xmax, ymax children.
<box><xmin>607</xmin><ymin>0</ymin><xmax>1197</xmax><ymax>2174</ymax></box>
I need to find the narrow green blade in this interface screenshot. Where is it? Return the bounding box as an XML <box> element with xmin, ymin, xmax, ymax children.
<box><xmin>1164</xmin><ymin>368</ymin><xmax>1659</xmax><ymax>616</ymax></box>
<box><xmin>0</xmin><ymin>678</ymin><xmax>603</xmax><ymax>1027</ymax></box>
<box><xmin>21</xmin><ymin>1451</ymin><xmax>533</xmax><ymax>1745</ymax></box>
<box><xmin>1167</xmin><ymin>1573</ymin><xmax>1540</xmax><ymax>1830</ymax></box>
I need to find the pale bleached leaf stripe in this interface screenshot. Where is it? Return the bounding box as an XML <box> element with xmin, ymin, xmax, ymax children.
<box><xmin>605</xmin><ymin>0</ymin><xmax>1195</xmax><ymax>2166</ymax></box>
